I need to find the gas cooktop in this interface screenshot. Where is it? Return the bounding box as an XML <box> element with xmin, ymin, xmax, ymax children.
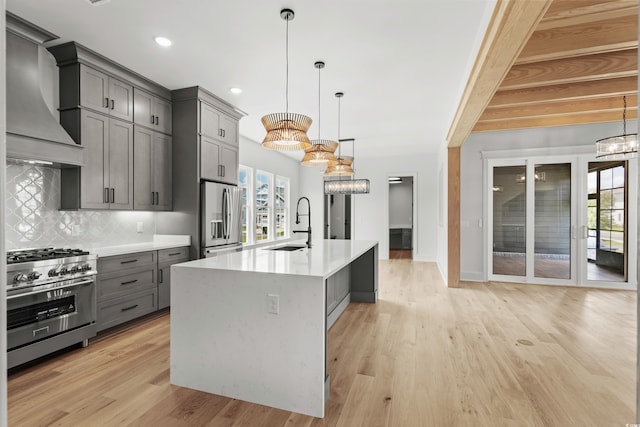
<box><xmin>7</xmin><ymin>248</ymin><xmax>91</xmax><ymax>265</ymax></box>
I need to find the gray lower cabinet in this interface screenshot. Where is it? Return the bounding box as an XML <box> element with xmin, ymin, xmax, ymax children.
<box><xmin>200</xmin><ymin>136</ymin><xmax>238</xmax><ymax>185</ymax></box>
<box><xmin>326</xmin><ymin>265</ymin><xmax>350</xmax><ymax>316</ymax></box>
<box><xmin>97</xmin><ymin>251</ymin><xmax>157</xmax><ymax>332</ymax></box>
<box><xmin>60</xmin><ymin>109</ymin><xmax>134</xmax><ymax>210</ymax></box>
<box><xmin>134</xmin><ymin>126</ymin><xmax>172</xmax><ymax>210</ymax></box>
<box><xmin>157</xmin><ymin>247</ymin><xmax>189</xmax><ymax>309</ymax></box>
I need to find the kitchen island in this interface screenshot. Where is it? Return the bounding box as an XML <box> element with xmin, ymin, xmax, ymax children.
<box><xmin>170</xmin><ymin>239</ymin><xmax>378</xmax><ymax>418</ymax></box>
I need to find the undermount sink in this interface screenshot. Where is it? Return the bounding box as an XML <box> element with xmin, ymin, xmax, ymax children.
<box><xmin>267</xmin><ymin>245</ymin><xmax>306</xmax><ymax>252</ymax></box>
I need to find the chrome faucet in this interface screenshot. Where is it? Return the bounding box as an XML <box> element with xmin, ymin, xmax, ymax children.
<box><xmin>293</xmin><ymin>196</ymin><xmax>312</xmax><ymax>248</ymax></box>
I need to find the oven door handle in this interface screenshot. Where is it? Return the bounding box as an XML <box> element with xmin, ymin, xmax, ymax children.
<box><xmin>7</xmin><ymin>279</ymin><xmax>94</xmax><ymax>300</ymax></box>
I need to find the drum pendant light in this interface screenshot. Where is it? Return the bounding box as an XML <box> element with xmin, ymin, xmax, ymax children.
<box><xmin>595</xmin><ymin>96</ymin><xmax>638</xmax><ymax>159</ymax></box>
<box><xmin>301</xmin><ymin>61</ymin><xmax>339</xmax><ymax>166</ymax></box>
<box><xmin>261</xmin><ymin>9</ymin><xmax>312</xmax><ymax>151</ymax></box>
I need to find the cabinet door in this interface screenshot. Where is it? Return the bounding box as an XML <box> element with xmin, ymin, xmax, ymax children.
<box><xmin>108</xmin><ymin>119</ymin><xmax>134</xmax><ymax>209</ymax></box>
<box><xmin>133</xmin><ymin>88</ymin><xmax>154</xmax><ymax>128</ymax></box>
<box><xmin>80</xmin><ymin>110</ymin><xmax>110</xmax><ymax>209</ymax></box>
<box><xmin>109</xmin><ymin>77</ymin><xmax>134</xmax><ymax>122</ymax></box>
<box><xmin>200</xmin><ymin>102</ymin><xmax>221</xmax><ymax>140</ymax></box>
<box><xmin>133</xmin><ymin>126</ymin><xmax>154</xmax><ymax>210</ymax></box>
<box><xmin>200</xmin><ymin>136</ymin><xmax>221</xmax><ymax>181</ymax></box>
<box><xmin>326</xmin><ymin>276</ymin><xmax>337</xmax><ymax>313</ymax></box>
<box><xmin>154</xmin><ymin>97</ymin><xmax>173</xmax><ymax>135</ymax></box>
<box><xmin>153</xmin><ymin>133</ymin><xmax>173</xmax><ymax>210</ymax></box>
<box><xmin>80</xmin><ymin>65</ymin><xmax>109</xmax><ymax>114</ymax></box>
<box><xmin>220</xmin><ymin>144</ymin><xmax>238</xmax><ymax>185</ymax></box>
<box><xmin>220</xmin><ymin>115</ymin><xmax>238</xmax><ymax>147</ymax></box>
<box><xmin>158</xmin><ymin>265</ymin><xmax>171</xmax><ymax>309</ymax></box>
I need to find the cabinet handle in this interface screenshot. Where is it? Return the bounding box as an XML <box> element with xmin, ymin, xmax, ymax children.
<box><xmin>159</xmin><ymin>269</ymin><xmax>163</xmax><ymax>284</ymax></box>
<box><xmin>110</xmin><ymin>188</ymin><xmax>115</xmax><ymax>203</ymax></box>
<box><xmin>222</xmin><ymin>165</ymin><xmax>225</xmax><ymax>177</ymax></box>
<box><xmin>155</xmin><ymin>116</ymin><xmax>159</xmax><ymax>125</ymax></box>
<box><xmin>222</xmin><ymin>129</ymin><xmax>225</xmax><ymax>138</ymax></box>
<box><xmin>104</xmin><ymin>187</ymin><xmax>109</xmax><ymax>203</ymax></box>
<box><xmin>151</xmin><ymin>115</ymin><xmax>155</xmax><ymax>124</ymax></box>
<box><xmin>218</xmin><ymin>165</ymin><xmax>222</xmax><ymax>177</ymax></box>
<box><xmin>121</xmin><ymin>304</ymin><xmax>139</xmax><ymax>312</ymax></box>
<box><xmin>121</xmin><ymin>279</ymin><xmax>138</xmax><ymax>286</ymax></box>
<box><xmin>120</xmin><ymin>259</ymin><xmax>138</xmax><ymax>265</ymax></box>
<box><xmin>151</xmin><ymin>192</ymin><xmax>155</xmax><ymax>205</ymax></box>
<box><xmin>156</xmin><ymin>192</ymin><xmax>160</xmax><ymax>206</ymax></box>
<box><xmin>110</xmin><ymin>99</ymin><xmax>115</xmax><ymax>110</ymax></box>
<box><xmin>168</xmin><ymin>252</ymin><xmax>182</xmax><ymax>256</ymax></box>
<box><xmin>104</xmin><ymin>98</ymin><xmax>109</xmax><ymax>108</ymax></box>
<box><xmin>218</xmin><ymin>128</ymin><xmax>222</xmax><ymax>137</ymax></box>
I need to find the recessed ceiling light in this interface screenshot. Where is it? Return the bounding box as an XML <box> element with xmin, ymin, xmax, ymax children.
<box><xmin>229</xmin><ymin>87</ymin><xmax>243</xmax><ymax>95</ymax></box>
<box><xmin>154</xmin><ymin>36</ymin><xmax>172</xmax><ymax>47</ymax></box>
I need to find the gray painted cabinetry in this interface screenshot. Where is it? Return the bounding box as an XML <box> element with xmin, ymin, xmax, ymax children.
<box><xmin>96</xmin><ymin>246</ymin><xmax>189</xmax><ymax>331</ymax></box>
<box><xmin>326</xmin><ymin>265</ymin><xmax>350</xmax><ymax>316</ymax></box>
<box><xmin>134</xmin><ymin>127</ymin><xmax>172</xmax><ymax>211</ymax></box>
<box><xmin>156</xmin><ymin>86</ymin><xmax>245</xmax><ymax>259</ymax></box>
<box><xmin>48</xmin><ymin>42</ymin><xmax>173</xmax><ymax>211</ymax></box>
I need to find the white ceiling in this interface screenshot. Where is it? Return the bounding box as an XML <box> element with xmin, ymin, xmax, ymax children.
<box><xmin>7</xmin><ymin>0</ymin><xmax>495</xmax><ymax>160</ymax></box>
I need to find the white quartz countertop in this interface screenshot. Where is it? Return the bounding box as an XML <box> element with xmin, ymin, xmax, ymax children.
<box><xmin>173</xmin><ymin>239</ymin><xmax>377</xmax><ymax>278</ymax></box>
<box><xmin>89</xmin><ymin>235</ymin><xmax>191</xmax><ymax>258</ymax></box>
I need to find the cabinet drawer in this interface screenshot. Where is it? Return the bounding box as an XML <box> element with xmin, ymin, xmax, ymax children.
<box><xmin>98</xmin><ymin>268</ymin><xmax>156</xmax><ymax>301</ymax></box>
<box><xmin>98</xmin><ymin>251</ymin><xmax>156</xmax><ymax>273</ymax></box>
<box><xmin>97</xmin><ymin>289</ymin><xmax>158</xmax><ymax>332</ymax></box>
<box><xmin>158</xmin><ymin>247</ymin><xmax>189</xmax><ymax>264</ymax></box>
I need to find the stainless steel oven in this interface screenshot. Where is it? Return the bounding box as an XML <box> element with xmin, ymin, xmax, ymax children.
<box><xmin>6</xmin><ymin>248</ymin><xmax>97</xmax><ymax>368</ymax></box>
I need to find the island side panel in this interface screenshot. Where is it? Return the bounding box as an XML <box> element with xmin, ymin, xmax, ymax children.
<box><xmin>170</xmin><ymin>267</ymin><xmax>326</xmax><ymax>418</ymax></box>
<box><xmin>349</xmin><ymin>243</ymin><xmax>378</xmax><ymax>303</ymax></box>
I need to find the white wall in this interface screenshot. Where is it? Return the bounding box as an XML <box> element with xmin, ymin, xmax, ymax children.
<box><xmin>389</xmin><ymin>178</ymin><xmax>413</xmax><ymax>228</ymax></box>
<box><xmin>300</xmin><ymin>154</ymin><xmax>439</xmax><ymax>261</ymax></box>
<box><xmin>436</xmin><ymin>142</ymin><xmax>448</xmax><ymax>282</ymax></box>
<box><xmin>238</xmin><ymin>135</ymin><xmax>301</xmax><ymax>241</ymax></box>
<box><xmin>460</xmin><ymin>121</ymin><xmax>637</xmax><ymax>281</ymax></box>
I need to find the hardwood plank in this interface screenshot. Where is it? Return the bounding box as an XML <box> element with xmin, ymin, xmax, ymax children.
<box><xmin>487</xmin><ymin>76</ymin><xmax>637</xmax><ymax>107</ymax></box>
<box><xmin>501</xmin><ymin>49</ymin><xmax>637</xmax><ymax>90</ymax></box>
<box><xmin>517</xmin><ymin>14</ymin><xmax>638</xmax><ymax>64</ymax></box>
<box><xmin>480</xmin><ymin>94</ymin><xmax>637</xmax><ymax>121</ymax></box>
<box><xmin>448</xmin><ymin>147</ymin><xmax>461</xmax><ymax>287</ymax></box>
<box><xmin>7</xmin><ymin>262</ymin><xmax>636</xmax><ymax>426</ymax></box>
<box><xmin>446</xmin><ymin>0</ymin><xmax>553</xmax><ymax>147</ymax></box>
<box><xmin>473</xmin><ymin>108</ymin><xmax>638</xmax><ymax>132</ymax></box>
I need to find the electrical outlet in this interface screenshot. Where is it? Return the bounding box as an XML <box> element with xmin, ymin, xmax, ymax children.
<box><xmin>71</xmin><ymin>224</ymin><xmax>80</xmax><ymax>237</ymax></box>
<box><xmin>267</xmin><ymin>294</ymin><xmax>279</xmax><ymax>314</ymax></box>
<box><xmin>136</xmin><ymin>222</ymin><xmax>144</xmax><ymax>233</ymax></box>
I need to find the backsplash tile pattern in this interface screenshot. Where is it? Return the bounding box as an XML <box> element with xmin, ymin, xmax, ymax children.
<box><xmin>5</xmin><ymin>163</ymin><xmax>155</xmax><ymax>250</ymax></box>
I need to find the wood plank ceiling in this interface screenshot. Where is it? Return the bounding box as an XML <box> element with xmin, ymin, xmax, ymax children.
<box><xmin>473</xmin><ymin>0</ymin><xmax>638</xmax><ymax>133</ymax></box>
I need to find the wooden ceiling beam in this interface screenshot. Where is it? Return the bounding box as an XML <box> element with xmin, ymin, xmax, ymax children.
<box><xmin>501</xmin><ymin>49</ymin><xmax>637</xmax><ymax>90</ymax></box>
<box><xmin>480</xmin><ymin>94</ymin><xmax>637</xmax><ymax>121</ymax></box>
<box><xmin>473</xmin><ymin>108</ymin><xmax>638</xmax><ymax>132</ymax></box>
<box><xmin>516</xmin><ymin>14</ymin><xmax>637</xmax><ymax>64</ymax></box>
<box><xmin>538</xmin><ymin>0</ymin><xmax>637</xmax><ymax>30</ymax></box>
<box><xmin>488</xmin><ymin>76</ymin><xmax>637</xmax><ymax>108</ymax></box>
<box><xmin>445</xmin><ymin>0</ymin><xmax>554</xmax><ymax>148</ymax></box>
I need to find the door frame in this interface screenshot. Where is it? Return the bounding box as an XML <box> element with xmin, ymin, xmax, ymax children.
<box><xmin>385</xmin><ymin>172</ymin><xmax>418</xmax><ymax>260</ymax></box>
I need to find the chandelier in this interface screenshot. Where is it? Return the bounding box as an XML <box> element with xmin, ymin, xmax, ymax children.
<box><xmin>595</xmin><ymin>96</ymin><xmax>638</xmax><ymax>160</ymax></box>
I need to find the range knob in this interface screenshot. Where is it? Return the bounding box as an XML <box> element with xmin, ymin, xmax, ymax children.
<box><xmin>27</xmin><ymin>272</ymin><xmax>42</xmax><ymax>281</ymax></box>
<box><xmin>70</xmin><ymin>266</ymin><xmax>80</xmax><ymax>274</ymax></box>
<box><xmin>48</xmin><ymin>268</ymin><xmax>59</xmax><ymax>277</ymax></box>
<box><xmin>59</xmin><ymin>267</ymin><xmax>69</xmax><ymax>275</ymax></box>
<box><xmin>13</xmin><ymin>273</ymin><xmax>27</xmax><ymax>283</ymax></box>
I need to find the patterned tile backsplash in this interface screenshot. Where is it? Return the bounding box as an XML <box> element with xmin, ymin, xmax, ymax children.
<box><xmin>5</xmin><ymin>163</ymin><xmax>156</xmax><ymax>250</ymax></box>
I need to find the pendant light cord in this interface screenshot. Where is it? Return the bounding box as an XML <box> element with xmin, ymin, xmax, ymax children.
<box><xmin>285</xmin><ymin>17</ymin><xmax>289</xmax><ymax>114</ymax></box>
<box><xmin>337</xmin><ymin>95</ymin><xmax>342</xmax><ymax>181</ymax></box>
<box><xmin>623</xmin><ymin>95</ymin><xmax>627</xmax><ymax>135</ymax></box>
<box><xmin>317</xmin><ymin>66</ymin><xmax>321</xmax><ymax>139</ymax></box>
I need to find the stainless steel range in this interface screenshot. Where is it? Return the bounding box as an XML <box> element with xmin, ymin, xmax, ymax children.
<box><xmin>6</xmin><ymin>248</ymin><xmax>97</xmax><ymax>369</ymax></box>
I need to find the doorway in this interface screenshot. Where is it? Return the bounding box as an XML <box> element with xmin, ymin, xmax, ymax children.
<box><xmin>324</xmin><ymin>194</ymin><xmax>351</xmax><ymax>239</ymax></box>
<box><xmin>388</xmin><ymin>176</ymin><xmax>414</xmax><ymax>260</ymax></box>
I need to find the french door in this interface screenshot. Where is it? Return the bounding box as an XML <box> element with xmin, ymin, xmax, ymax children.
<box><xmin>487</xmin><ymin>154</ymin><xmax>636</xmax><ymax>289</ymax></box>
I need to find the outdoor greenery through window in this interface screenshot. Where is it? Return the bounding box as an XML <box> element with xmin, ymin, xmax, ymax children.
<box><xmin>239</xmin><ymin>165</ymin><xmax>289</xmax><ymax>245</ymax></box>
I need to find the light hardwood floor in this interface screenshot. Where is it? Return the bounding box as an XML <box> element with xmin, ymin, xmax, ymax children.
<box><xmin>8</xmin><ymin>260</ymin><xmax>637</xmax><ymax>426</ymax></box>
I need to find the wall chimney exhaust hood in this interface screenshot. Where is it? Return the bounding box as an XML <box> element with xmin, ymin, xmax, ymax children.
<box><xmin>6</xmin><ymin>12</ymin><xmax>83</xmax><ymax>167</ymax></box>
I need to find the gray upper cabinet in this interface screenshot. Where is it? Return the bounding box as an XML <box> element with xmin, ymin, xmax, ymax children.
<box><xmin>200</xmin><ymin>101</ymin><xmax>237</xmax><ymax>146</ymax></box>
<box><xmin>200</xmin><ymin>136</ymin><xmax>238</xmax><ymax>185</ymax></box>
<box><xmin>134</xmin><ymin>88</ymin><xmax>172</xmax><ymax>135</ymax></box>
<box><xmin>79</xmin><ymin>64</ymin><xmax>133</xmax><ymax>122</ymax></box>
<box><xmin>134</xmin><ymin>126</ymin><xmax>172</xmax><ymax>211</ymax></box>
<box><xmin>60</xmin><ymin>110</ymin><xmax>133</xmax><ymax>210</ymax></box>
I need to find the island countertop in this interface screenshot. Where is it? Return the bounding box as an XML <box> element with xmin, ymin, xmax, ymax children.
<box><xmin>173</xmin><ymin>238</ymin><xmax>378</xmax><ymax>278</ymax></box>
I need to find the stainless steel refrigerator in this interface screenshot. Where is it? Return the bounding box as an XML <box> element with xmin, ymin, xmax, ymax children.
<box><xmin>201</xmin><ymin>181</ymin><xmax>242</xmax><ymax>257</ymax></box>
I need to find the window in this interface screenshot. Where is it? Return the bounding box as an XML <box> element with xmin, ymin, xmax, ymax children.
<box><xmin>275</xmin><ymin>176</ymin><xmax>289</xmax><ymax>238</ymax></box>
<box><xmin>255</xmin><ymin>170</ymin><xmax>273</xmax><ymax>241</ymax></box>
<box><xmin>238</xmin><ymin>166</ymin><xmax>253</xmax><ymax>244</ymax></box>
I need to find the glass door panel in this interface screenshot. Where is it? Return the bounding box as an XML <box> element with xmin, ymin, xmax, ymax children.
<box><xmin>492</xmin><ymin>166</ymin><xmax>526</xmax><ymax>276</ymax></box>
<box><xmin>534</xmin><ymin>163</ymin><xmax>571</xmax><ymax>279</ymax></box>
